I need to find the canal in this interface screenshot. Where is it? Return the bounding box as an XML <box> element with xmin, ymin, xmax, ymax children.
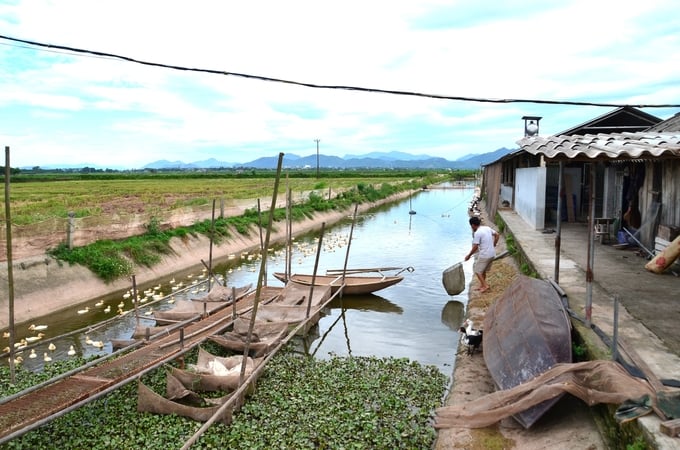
<box><xmin>8</xmin><ymin>185</ymin><xmax>476</xmax><ymax>377</ymax></box>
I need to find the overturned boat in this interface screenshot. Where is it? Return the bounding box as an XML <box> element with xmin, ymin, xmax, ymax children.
<box><xmin>482</xmin><ymin>275</ymin><xmax>573</xmax><ymax>428</ymax></box>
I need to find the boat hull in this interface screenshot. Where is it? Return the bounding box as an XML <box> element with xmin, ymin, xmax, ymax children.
<box><xmin>482</xmin><ymin>275</ymin><xmax>572</xmax><ymax>428</ymax></box>
<box><xmin>272</xmin><ymin>272</ymin><xmax>403</xmax><ymax>295</ymax></box>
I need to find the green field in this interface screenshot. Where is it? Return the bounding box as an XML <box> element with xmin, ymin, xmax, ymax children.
<box><xmin>0</xmin><ymin>169</ymin><xmax>461</xmax><ymax>226</ymax></box>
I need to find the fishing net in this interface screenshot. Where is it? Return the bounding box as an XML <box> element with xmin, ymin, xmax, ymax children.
<box><xmin>435</xmin><ymin>360</ymin><xmax>655</xmax><ymax>429</ymax></box>
<box><xmin>442</xmin><ymin>262</ymin><xmax>465</xmax><ymax>295</ymax></box>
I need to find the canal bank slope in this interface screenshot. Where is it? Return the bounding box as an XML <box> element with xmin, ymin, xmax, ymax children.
<box><xmin>0</xmin><ymin>192</ymin><xmax>410</xmax><ymax>329</ymax></box>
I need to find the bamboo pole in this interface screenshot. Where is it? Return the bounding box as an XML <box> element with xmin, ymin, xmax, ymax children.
<box><xmin>208</xmin><ymin>199</ymin><xmax>216</xmax><ymax>291</ymax></box>
<box><xmin>256</xmin><ymin>198</ymin><xmax>266</xmax><ymax>285</ymax></box>
<box><xmin>4</xmin><ymin>146</ymin><xmax>16</xmax><ymax>383</ymax></box>
<box><xmin>338</xmin><ymin>204</ymin><xmax>360</xmax><ymax>293</ymax></box>
<box><xmin>239</xmin><ymin>153</ymin><xmax>284</xmax><ymax>382</ymax></box>
<box><xmin>553</xmin><ymin>161</ymin><xmax>564</xmax><ymax>283</ymax></box>
<box><xmin>306</xmin><ymin>222</ymin><xmax>325</xmax><ymax>319</ymax></box>
<box><xmin>181</xmin><ymin>152</ymin><xmax>285</xmax><ymax>449</ymax></box>
<box><xmin>585</xmin><ymin>163</ymin><xmax>596</xmax><ymax>326</ymax></box>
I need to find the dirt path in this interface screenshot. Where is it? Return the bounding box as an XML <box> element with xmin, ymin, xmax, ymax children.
<box><xmin>434</xmin><ymin>228</ymin><xmax>605</xmax><ymax>449</ymax></box>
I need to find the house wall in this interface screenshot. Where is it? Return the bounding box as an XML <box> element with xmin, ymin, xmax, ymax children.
<box><xmin>602</xmin><ymin>165</ymin><xmax>618</xmax><ymax>219</ymax></box>
<box><xmin>500</xmin><ymin>185</ymin><xmax>513</xmax><ymax>207</ymax></box>
<box><xmin>515</xmin><ymin>167</ymin><xmax>546</xmax><ymax>229</ymax></box>
<box><xmin>638</xmin><ymin>159</ymin><xmax>680</xmax><ymax>249</ymax></box>
<box><xmin>482</xmin><ymin>163</ymin><xmax>502</xmax><ymax>220</ymax></box>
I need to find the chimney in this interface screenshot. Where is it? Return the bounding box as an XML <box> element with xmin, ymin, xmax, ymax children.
<box><xmin>521</xmin><ymin>116</ymin><xmax>542</xmax><ymax>137</ymax></box>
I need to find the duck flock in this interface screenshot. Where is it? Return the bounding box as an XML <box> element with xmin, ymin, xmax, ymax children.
<box><xmin>3</xmin><ymin>232</ymin><xmax>352</xmax><ymax>369</ymax></box>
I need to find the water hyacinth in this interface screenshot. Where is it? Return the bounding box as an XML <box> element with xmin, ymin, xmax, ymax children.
<box><xmin>1</xmin><ymin>347</ymin><xmax>448</xmax><ymax>449</ymax></box>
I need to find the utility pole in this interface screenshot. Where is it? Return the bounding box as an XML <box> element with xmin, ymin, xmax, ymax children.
<box><xmin>314</xmin><ymin>139</ymin><xmax>320</xmax><ymax>179</ymax></box>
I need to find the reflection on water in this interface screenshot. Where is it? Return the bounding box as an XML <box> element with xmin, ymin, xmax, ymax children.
<box><xmin>440</xmin><ymin>301</ymin><xmax>465</xmax><ymax>331</ymax></box>
<box><xmin>6</xmin><ymin>185</ymin><xmax>476</xmax><ymax>376</ymax></box>
<box><xmin>327</xmin><ymin>294</ymin><xmax>404</xmax><ymax>314</ymax></box>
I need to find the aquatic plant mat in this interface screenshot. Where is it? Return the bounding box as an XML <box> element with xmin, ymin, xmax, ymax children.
<box><xmin>1</xmin><ymin>348</ymin><xmax>448</xmax><ymax>449</ymax></box>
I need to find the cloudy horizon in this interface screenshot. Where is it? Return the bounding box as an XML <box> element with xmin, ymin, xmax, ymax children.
<box><xmin>1</xmin><ymin>0</ymin><xmax>678</xmax><ymax>169</ymax></box>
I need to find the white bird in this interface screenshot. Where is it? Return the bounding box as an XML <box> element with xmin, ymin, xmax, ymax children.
<box><xmin>104</xmin><ymin>305</ymin><xmax>111</xmax><ymax>313</ymax></box>
<box><xmin>43</xmin><ymin>352</ymin><xmax>52</xmax><ymax>362</ymax></box>
<box><xmin>48</xmin><ymin>342</ymin><xmax>56</xmax><ymax>351</ymax></box>
<box><xmin>91</xmin><ymin>340</ymin><xmax>105</xmax><ymax>349</ymax></box>
<box><xmin>85</xmin><ymin>335</ymin><xmax>93</xmax><ymax>345</ymax></box>
<box><xmin>462</xmin><ymin>319</ymin><xmax>481</xmax><ymax>336</ymax></box>
<box><xmin>28</xmin><ymin>349</ymin><xmax>37</xmax><ymax>359</ymax></box>
<box><xmin>95</xmin><ymin>300</ymin><xmax>104</xmax><ymax>307</ymax></box>
<box><xmin>77</xmin><ymin>306</ymin><xmax>89</xmax><ymax>314</ymax></box>
<box><xmin>67</xmin><ymin>345</ymin><xmax>76</xmax><ymax>356</ymax></box>
<box><xmin>25</xmin><ymin>333</ymin><xmax>45</xmax><ymax>343</ymax></box>
<box><xmin>208</xmin><ymin>359</ymin><xmax>230</xmax><ymax>376</ymax></box>
<box><xmin>29</xmin><ymin>324</ymin><xmax>48</xmax><ymax>331</ymax></box>
<box><xmin>459</xmin><ymin>319</ymin><xmax>483</xmax><ymax>356</ymax></box>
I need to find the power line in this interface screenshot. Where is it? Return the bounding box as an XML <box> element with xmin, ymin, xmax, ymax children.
<box><xmin>1</xmin><ymin>33</ymin><xmax>680</xmax><ymax>109</ymax></box>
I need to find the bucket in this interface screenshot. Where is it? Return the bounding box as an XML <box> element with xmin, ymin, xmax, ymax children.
<box><xmin>442</xmin><ymin>262</ymin><xmax>465</xmax><ymax>295</ymax></box>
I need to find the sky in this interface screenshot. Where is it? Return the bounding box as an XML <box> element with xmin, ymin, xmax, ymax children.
<box><xmin>1</xmin><ymin>0</ymin><xmax>679</xmax><ymax>169</ymax></box>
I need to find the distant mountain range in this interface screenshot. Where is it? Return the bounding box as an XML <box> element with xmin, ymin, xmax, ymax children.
<box><xmin>21</xmin><ymin>148</ymin><xmax>515</xmax><ymax>171</ymax></box>
<box><xmin>142</xmin><ymin>148</ymin><xmax>515</xmax><ymax>171</ymax></box>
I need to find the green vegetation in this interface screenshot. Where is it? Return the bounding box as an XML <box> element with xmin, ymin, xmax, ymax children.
<box><xmin>1</xmin><ymin>344</ymin><xmax>448</xmax><ymax>449</ymax></box>
<box><xmin>46</xmin><ymin>174</ymin><xmax>442</xmax><ymax>281</ymax></box>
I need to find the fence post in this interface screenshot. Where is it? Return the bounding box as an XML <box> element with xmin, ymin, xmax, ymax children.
<box><xmin>67</xmin><ymin>211</ymin><xmax>76</xmax><ymax>249</ymax></box>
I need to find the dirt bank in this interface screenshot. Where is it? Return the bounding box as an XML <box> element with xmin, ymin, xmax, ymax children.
<box><xmin>0</xmin><ymin>193</ymin><xmax>409</xmax><ymax>329</ymax></box>
<box><xmin>434</xmin><ymin>217</ymin><xmax>605</xmax><ymax>449</ymax></box>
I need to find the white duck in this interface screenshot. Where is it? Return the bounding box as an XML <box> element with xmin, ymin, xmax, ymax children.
<box><xmin>25</xmin><ymin>333</ymin><xmax>45</xmax><ymax>343</ymax></box>
<box><xmin>67</xmin><ymin>345</ymin><xmax>76</xmax><ymax>356</ymax></box>
<box><xmin>48</xmin><ymin>342</ymin><xmax>56</xmax><ymax>351</ymax></box>
<box><xmin>208</xmin><ymin>359</ymin><xmax>230</xmax><ymax>376</ymax></box>
<box><xmin>29</xmin><ymin>324</ymin><xmax>48</xmax><ymax>332</ymax></box>
<box><xmin>43</xmin><ymin>352</ymin><xmax>52</xmax><ymax>362</ymax></box>
<box><xmin>28</xmin><ymin>349</ymin><xmax>37</xmax><ymax>359</ymax></box>
<box><xmin>459</xmin><ymin>319</ymin><xmax>483</xmax><ymax>355</ymax></box>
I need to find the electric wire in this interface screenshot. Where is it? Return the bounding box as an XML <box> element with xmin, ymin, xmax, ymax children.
<box><xmin>2</xmin><ymin>34</ymin><xmax>680</xmax><ymax>109</ymax></box>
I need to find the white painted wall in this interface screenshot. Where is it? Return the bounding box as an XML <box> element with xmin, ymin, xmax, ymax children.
<box><xmin>515</xmin><ymin>167</ymin><xmax>546</xmax><ymax>229</ymax></box>
<box><xmin>500</xmin><ymin>184</ymin><xmax>513</xmax><ymax>207</ymax></box>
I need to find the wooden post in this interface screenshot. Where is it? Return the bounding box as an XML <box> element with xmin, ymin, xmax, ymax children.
<box><xmin>4</xmin><ymin>146</ymin><xmax>16</xmax><ymax>383</ymax></box>
<box><xmin>67</xmin><ymin>211</ymin><xmax>76</xmax><ymax>250</ymax></box>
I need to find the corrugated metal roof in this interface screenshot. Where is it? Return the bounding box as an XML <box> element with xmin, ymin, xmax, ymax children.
<box><xmin>556</xmin><ymin>106</ymin><xmax>661</xmax><ymax>136</ymax></box>
<box><xmin>517</xmin><ymin>132</ymin><xmax>680</xmax><ymax>160</ymax></box>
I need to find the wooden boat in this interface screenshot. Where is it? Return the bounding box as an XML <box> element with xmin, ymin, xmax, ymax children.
<box><xmin>482</xmin><ymin>275</ymin><xmax>572</xmax><ymax>428</ymax></box>
<box><xmin>209</xmin><ymin>317</ymin><xmax>288</xmax><ymax>357</ymax></box>
<box><xmin>272</xmin><ymin>271</ymin><xmax>403</xmax><ymax>295</ymax></box>
<box><xmin>170</xmin><ymin>347</ymin><xmax>259</xmax><ymax>392</ymax></box>
<box><xmin>191</xmin><ymin>283</ymin><xmax>253</xmax><ymax>302</ymax></box>
<box><xmin>153</xmin><ymin>283</ymin><xmax>252</xmax><ymax>325</ymax></box>
<box><xmin>137</xmin><ymin>374</ymin><xmax>239</xmax><ymax>424</ymax></box>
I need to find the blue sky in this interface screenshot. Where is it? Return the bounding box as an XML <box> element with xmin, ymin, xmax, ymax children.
<box><xmin>1</xmin><ymin>0</ymin><xmax>679</xmax><ymax>169</ymax></box>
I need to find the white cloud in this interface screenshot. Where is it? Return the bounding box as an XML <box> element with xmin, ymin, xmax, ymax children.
<box><xmin>0</xmin><ymin>0</ymin><xmax>678</xmax><ymax>168</ymax></box>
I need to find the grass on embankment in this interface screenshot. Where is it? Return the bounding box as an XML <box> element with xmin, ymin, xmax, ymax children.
<box><xmin>47</xmin><ymin>175</ymin><xmax>448</xmax><ymax>282</ymax></box>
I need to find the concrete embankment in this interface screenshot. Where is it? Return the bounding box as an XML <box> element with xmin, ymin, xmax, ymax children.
<box><xmin>0</xmin><ymin>193</ymin><xmax>409</xmax><ymax>329</ymax></box>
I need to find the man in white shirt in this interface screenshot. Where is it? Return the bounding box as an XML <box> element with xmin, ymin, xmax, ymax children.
<box><xmin>464</xmin><ymin>216</ymin><xmax>499</xmax><ymax>293</ymax></box>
